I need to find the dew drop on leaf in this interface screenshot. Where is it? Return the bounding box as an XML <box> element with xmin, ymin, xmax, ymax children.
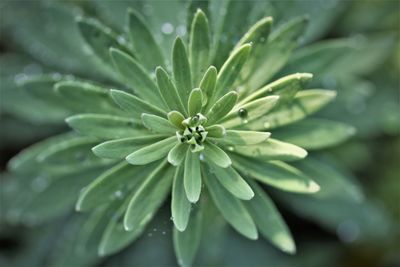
<box><xmin>161</xmin><ymin>23</ymin><xmax>174</xmax><ymax>34</ymax></box>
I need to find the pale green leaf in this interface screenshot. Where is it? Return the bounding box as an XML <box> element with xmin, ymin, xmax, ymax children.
<box><xmin>245</xmin><ymin>180</ymin><xmax>296</xmax><ymax>254</ymax></box>
<box><xmin>141</xmin><ymin>113</ymin><xmax>177</xmax><ymax>134</ymax></box>
<box><xmin>199</xmin><ymin>66</ymin><xmax>217</xmax><ymax>107</ymax></box>
<box><xmin>127</xmin><ymin>9</ymin><xmax>165</xmax><ymax>71</ymax></box>
<box><xmin>110</xmin><ymin>48</ymin><xmax>164</xmax><ymax>107</ymax></box>
<box><xmin>214</xmin><ymin>130</ymin><xmax>270</xmax><ymax>145</ymax></box>
<box><xmin>173</xmin><ymin>204</ymin><xmax>203</xmax><ymax>267</ymax></box>
<box><xmin>66</xmin><ymin>114</ymin><xmax>145</xmax><ymax>139</ymax></box>
<box><xmin>156</xmin><ymin>67</ymin><xmax>187</xmax><ymax>115</ymax></box>
<box><xmin>222</xmin><ymin>95</ymin><xmax>279</xmax><ymax>128</ymax></box>
<box><xmin>206</xmin><ymin>125</ymin><xmax>226</xmax><ymax>138</ymax></box>
<box><xmin>207</xmin><ymin>163</ymin><xmax>254</xmax><ymax>200</ymax></box>
<box><xmin>171</xmin><ymin>165</ymin><xmax>191</xmax><ymax>231</ymax></box>
<box><xmin>230</xmin><ymin>138</ymin><xmax>307</xmax><ymax>161</ymax></box>
<box><xmin>76</xmin><ymin>161</ymin><xmax>156</xmax><ymax>211</ymax></box>
<box><xmin>203</xmin><ymin>141</ymin><xmax>231</xmax><ymax>168</ymax></box>
<box><xmin>206</xmin><ymin>91</ymin><xmax>238</xmax><ymax>125</ymax></box>
<box><xmin>189</xmin><ymin>9</ymin><xmax>211</xmax><ymax>85</ymax></box>
<box><xmin>168</xmin><ymin>143</ymin><xmax>189</xmax><ymax>166</ymax></box>
<box><xmin>245</xmin><ymin>89</ymin><xmax>337</xmax><ymax>130</ymax></box>
<box><xmin>184</xmin><ymin>150</ymin><xmax>202</xmax><ymax>203</ymax></box>
<box><xmin>110</xmin><ymin>89</ymin><xmax>166</xmax><ymax>118</ymax></box>
<box><xmin>124</xmin><ymin>162</ymin><xmax>174</xmax><ymax>230</ymax></box>
<box><xmin>92</xmin><ymin>135</ymin><xmax>167</xmax><ymax>159</ymax></box>
<box><xmin>231</xmin><ymin>154</ymin><xmax>319</xmax><ymax>194</ymax></box>
<box><xmin>168</xmin><ymin>111</ymin><xmax>185</xmax><ymax>130</ymax></box>
<box><xmin>203</xmin><ymin>166</ymin><xmax>258</xmax><ymax>240</ymax></box>
<box><xmin>173</xmin><ymin>37</ymin><xmax>193</xmax><ymax>106</ymax></box>
<box><xmin>126</xmin><ymin>136</ymin><xmax>177</xmax><ymax>165</ymax></box>
<box><xmin>273</xmin><ymin>119</ymin><xmax>356</xmax><ymax>150</ymax></box>
<box><xmin>188</xmin><ymin>88</ymin><xmax>203</xmax><ymax>116</ymax></box>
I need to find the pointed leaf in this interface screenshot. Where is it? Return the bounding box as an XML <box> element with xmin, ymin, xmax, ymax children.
<box><xmin>273</xmin><ymin>119</ymin><xmax>356</xmax><ymax>150</ymax></box>
<box><xmin>231</xmin><ymin>154</ymin><xmax>319</xmax><ymax>194</ymax></box>
<box><xmin>76</xmin><ymin>162</ymin><xmax>156</xmax><ymax>211</ymax></box>
<box><xmin>189</xmin><ymin>9</ymin><xmax>211</xmax><ymax>85</ymax></box>
<box><xmin>173</xmin><ymin>204</ymin><xmax>203</xmax><ymax>267</ymax></box>
<box><xmin>124</xmin><ymin>163</ymin><xmax>174</xmax><ymax>230</ymax></box>
<box><xmin>207</xmin><ymin>163</ymin><xmax>254</xmax><ymax>200</ymax></box>
<box><xmin>168</xmin><ymin>143</ymin><xmax>189</xmax><ymax>166</ymax></box>
<box><xmin>245</xmin><ymin>89</ymin><xmax>337</xmax><ymax>130</ymax></box>
<box><xmin>215</xmin><ymin>130</ymin><xmax>270</xmax><ymax>145</ymax></box>
<box><xmin>231</xmin><ymin>138</ymin><xmax>307</xmax><ymax>161</ymax></box>
<box><xmin>173</xmin><ymin>37</ymin><xmax>192</xmax><ymax>106</ymax></box>
<box><xmin>188</xmin><ymin>88</ymin><xmax>203</xmax><ymax>116</ymax></box>
<box><xmin>171</xmin><ymin>165</ymin><xmax>191</xmax><ymax>231</ymax></box>
<box><xmin>66</xmin><ymin>114</ymin><xmax>145</xmax><ymax>139</ymax></box>
<box><xmin>206</xmin><ymin>91</ymin><xmax>238</xmax><ymax>124</ymax></box>
<box><xmin>156</xmin><ymin>66</ymin><xmax>187</xmax><ymax>114</ymax></box>
<box><xmin>203</xmin><ymin>141</ymin><xmax>231</xmax><ymax>168</ymax></box>
<box><xmin>203</xmin><ymin>166</ymin><xmax>258</xmax><ymax>240</ymax></box>
<box><xmin>141</xmin><ymin>113</ymin><xmax>177</xmax><ymax>134</ymax></box>
<box><xmin>92</xmin><ymin>135</ymin><xmax>166</xmax><ymax>159</ymax></box>
<box><xmin>168</xmin><ymin>111</ymin><xmax>185</xmax><ymax>129</ymax></box>
<box><xmin>126</xmin><ymin>136</ymin><xmax>177</xmax><ymax>165</ymax></box>
<box><xmin>245</xmin><ymin>180</ymin><xmax>296</xmax><ymax>254</ymax></box>
<box><xmin>222</xmin><ymin>95</ymin><xmax>279</xmax><ymax>128</ymax></box>
<box><xmin>184</xmin><ymin>150</ymin><xmax>202</xmax><ymax>203</ymax></box>
<box><xmin>127</xmin><ymin>9</ymin><xmax>165</xmax><ymax>71</ymax></box>
<box><xmin>199</xmin><ymin>66</ymin><xmax>217</xmax><ymax>106</ymax></box>
<box><xmin>110</xmin><ymin>89</ymin><xmax>166</xmax><ymax>118</ymax></box>
<box><xmin>110</xmin><ymin>48</ymin><xmax>164</xmax><ymax>107</ymax></box>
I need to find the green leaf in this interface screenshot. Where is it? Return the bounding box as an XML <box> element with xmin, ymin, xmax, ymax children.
<box><xmin>110</xmin><ymin>89</ymin><xmax>166</xmax><ymax>118</ymax></box>
<box><xmin>77</xmin><ymin>17</ymin><xmax>133</xmax><ymax>67</ymax></box>
<box><xmin>199</xmin><ymin>66</ymin><xmax>217</xmax><ymax>107</ymax></box>
<box><xmin>210</xmin><ymin>44</ymin><xmax>251</xmax><ymax>104</ymax></box>
<box><xmin>273</xmin><ymin>119</ymin><xmax>356</xmax><ymax>150</ymax></box>
<box><xmin>156</xmin><ymin>67</ymin><xmax>187</xmax><ymax>115</ymax></box>
<box><xmin>238</xmin><ymin>73</ymin><xmax>313</xmax><ymax>106</ymax></box>
<box><xmin>206</xmin><ymin>125</ymin><xmax>226</xmax><ymax>138</ymax></box>
<box><xmin>189</xmin><ymin>9</ymin><xmax>211</xmax><ymax>85</ymax></box>
<box><xmin>184</xmin><ymin>150</ymin><xmax>202</xmax><ymax>203</ymax></box>
<box><xmin>245</xmin><ymin>89</ymin><xmax>337</xmax><ymax>130</ymax></box>
<box><xmin>222</xmin><ymin>95</ymin><xmax>279</xmax><ymax>128</ymax></box>
<box><xmin>127</xmin><ymin>9</ymin><xmax>165</xmax><ymax>71</ymax></box>
<box><xmin>92</xmin><ymin>135</ymin><xmax>167</xmax><ymax>159</ymax></box>
<box><xmin>235</xmin><ymin>16</ymin><xmax>273</xmax><ymax>48</ymax></box>
<box><xmin>231</xmin><ymin>138</ymin><xmax>307</xmax><ymax>161</ymax></box>
<box><xmin>245</xmin><ymin>180</ymin><xmax>296</xmax><ymax>254</ymax></box>
<box><xmin>203</xmin><ymin>166</ymin><xmax>258</xmax><ymax>240</ymax></box>
<box><xmin>215</xmin><ymin>130</ymin><xmax>270</xmax><ymax>145</ymax></box>
<box><xmin>207</xmin><ymin>163</ymin><xmax>254</xmax><ymax>200</ymax></box>
<box><xmin>168</xmin><ymin>111</ymin><xmax>185</xmax><ymax>130</ymax></box>
<box><xmin>66</xmin><ymin>114</ymin><xmax>145</xmax><ymax>139</ymax></box>
<box><xmin>168</xmin><ymin>143</ymin><xmax>189</xmax><ymax>166</ymax></box>
<box><xmin>126</xmin><ymin>136</ymin><xmax>177</xmax><ymax>165</ymax></box>
<box><xmin>141</xmin><ymin>113</ymin><xmax>177</xmax><ymax>134</ymax></box>
<box><xmin>173</xmin><ymin>204</ymin><xmax>203</xmax><ymax>267</ymax></box>
<box><xmin>245</xmin><ymin>16</ymin><xmax>308</xmax><ymax>90</ymax></box>
<box><xmin>110</xmin><ymin>48</ymin><xmax>164</xmax><ymax>107</ymax></box>
<box><xmin>124</xmin><ymin>162</ymin><xmax>174</xmax><ymax>230</ymax></box>
<box><xmin>231</xmin><ymin>154</ymin><xmax>319</xmax><ymax>194</ymax></box>
<box><xmin>206</xmin><ymin>91</ymin><xmax>238</xmax><ymax>125</ymax></box>
<box><xmin>173</xmin><ymin>37</ymin><xmax>193</xmax><ymax>106</ymax></box>
<box><xmin>76</xmin><ymin>162</ymin><xmax>155</xmax><ymax>211</ymax></box>
<box><xmin>188</xmin><ymin>88</ymin><xmax>203</xmax><ymax>116</ymax></box>
<box><xmin>171</xmin><ymin>165</ymin><xmax>191</xmax><ymax>231</ymax></box>
<box><xmin>203</xmin><ymin>141</ymin><xmax>231</xmax><ymax>168</ymax></box>
<box><xmin>55</xmin><ymin>81</ymin><xmax>122</xmax><ymax>115</ymax></box>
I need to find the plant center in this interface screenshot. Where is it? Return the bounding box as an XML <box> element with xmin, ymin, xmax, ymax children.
<box><xmin>176</xmin><ymin>113</ymin><xmax>208</xmax><ymax>152</ymax></box>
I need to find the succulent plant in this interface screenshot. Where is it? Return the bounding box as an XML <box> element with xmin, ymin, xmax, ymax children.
<box><xmin>4</xmin><ymin>3</ymin><xmax>362</xmax><ymax>267</ymax></box>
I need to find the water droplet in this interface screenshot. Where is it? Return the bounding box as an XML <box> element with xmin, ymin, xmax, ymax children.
<box><xmin>162</xmin><ymin>231</ymin><xmax>166</xmax><ymax>235</ymax></box>
<box><xmin>199</xmin><ymin>153</ymin><xmax>205</xmax><ymax>161</ymax></box>
<box><xmin>117</xmin><ymin>35</ymin><xmax>127</xmax><ymax>45</ymax></box>
<box><xmin>238</xmin><ymin>108</ymin><xmax>248</xmax><ymax>121</ymax></box>
<box><xmin>114</xmin><ymin>190</ymin><xmax>124</xmax><ymax>199</ymax></box>
<box><xmin>161</xmin><ymin>23</ymin><xmax>174</xmax><ymax>35</ymax></box>
<box><xmin>263</xmin><ymin>121</ymin><xmax>271</xmax><ymax>128</ymax></box>
<box><xmin>153</xmin><ymin>228</ymin><xmax>157</xmax><ymax>232</ymax></box>
<box><xmin>176</xmin><ymin>25</ymin><xmax>186</xmax><ymax>36</ymax></box>
<box><xmin>227</xmin><ymin>146</ymin><xmax>234</xmax><ymax>151</ymax></box>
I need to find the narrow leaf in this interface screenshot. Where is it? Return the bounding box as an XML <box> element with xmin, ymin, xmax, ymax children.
<box><xmin>171</xmin><ymin>165</ymin><xmax>191</xmax><ymax>231</ymax></box>
<box><xmin>199</xmin><ymin>66</ymin><xmax>217</xmax><ymax>107</ymax></box>
<box><xmin>184</xmin><ymin>150</ymin><xmax>202</xmax><ymax>203</ymax></box>
<box><xmin>173</xmin><ymin>37</ymin><xmax>192</xmax><ymax>106</ymax></box>
<box><xmin>168</xmin><ymin>143</ymin><xmax>189</xmax><ymax>166</ymax></box>
<box><xmin>141</xmin><ymin>113</ymin><xmax>177</xmax><ymax>134</ymax></box>
<box><xmin>188</xmin><ymin>88</ymin><xmax>203</xmax><ymax>116</ymax></box>
<box><xmin>156</xmin><ymin>67</ymin><xmax>187</xmax><ymax>114</ymax></box>
<box><xmin>203</xmin><ymin>166</ymin><xmax>258</xmax><ymax>240</ymax></box>
<box><xmin>126</xmin><ymin>136</ymin><xmax>177</xmax><ymax>165</ymax></box>
<box><xmin>206</xmin><ymin>91</ymin><xmax>238</xmax><ymax>125</ymax></box>
<box><xmin>66</xmin><ymin>114</ymin><xmax>145</xmax><ymax>139</ymax></box>
<box><xmin>203</xmin><ymin>141</ymin><xmax>231</xmax><ymax>168</ymax></box>
<box><xmin>215</xmin><ymin>130</ymin><xmax>270</xmax><ymax>145</ymax></box>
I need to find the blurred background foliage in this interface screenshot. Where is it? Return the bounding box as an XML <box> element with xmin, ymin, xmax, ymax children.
<box><xmin>0</xmin><ymin>0</ymin><xmax>399</xmax><ymax>266</ymax></box>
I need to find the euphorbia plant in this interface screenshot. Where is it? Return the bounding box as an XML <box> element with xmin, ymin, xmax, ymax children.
<box><xmin>7</xmin><ymin>6</ymin><xmax>358</xmax><ymax>267</ymax></box>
